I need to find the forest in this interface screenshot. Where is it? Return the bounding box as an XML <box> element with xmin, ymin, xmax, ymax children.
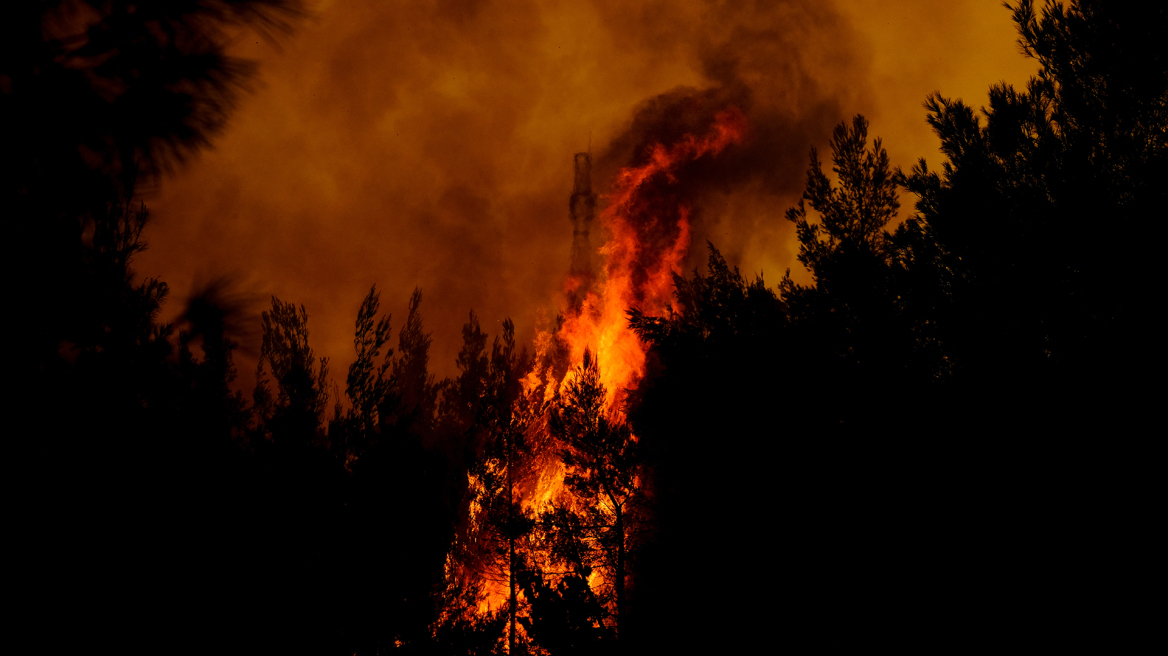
<box><xmin>7</xmin><ymin>1</ymin><xmax>1162</xmax><ymax>654</ymax></box>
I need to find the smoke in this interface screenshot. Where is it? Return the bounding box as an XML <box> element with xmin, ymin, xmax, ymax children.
<box><xmin>136</xmin><ymin>0</ymin><xmax>1036</xmax><ymax>389</ymax></box>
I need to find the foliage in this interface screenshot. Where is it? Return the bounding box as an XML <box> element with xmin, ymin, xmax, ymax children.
<box><xmin>517</xmin><ymin>564</ymin><xmax>614</xmax><ymax>656</ymax></box>
<box><xmin>626</xmin><ymin>2</ymin><xmax>1165</xmax><ymax>651</ymax></box>
<box><xmin>552</xmin><ymin>352</ymin><xmax>638</xmax><ymax>508</ymax></box>
<box><xmin>545</xmin><ymin>351</ymin><xmax>642</xmax><ymax>636</ymax></box>
<box><xmin>471</xmin><ymin>320</ymin><xmax>540</xmax><ymax>554</ymax></box>
<box><xmin>2</xmin><ymin>0</ymin><xmax>303</xmax><ymax>190</ymax></box>
<box><xmin>347</xmin><ymin>285</ymin><xmax>395</xmax><ymax>435</ymax></box>
<box><xmin>383</xmin><ymin>288</ymin><xmax>439</xmax><ymax>439</ymax></box>
<box><xmin>782</xmin><ymin>114</ymin><xmax>899</xmax><ymax>282</ymax></box>
<box><xmin>18</xmin><ymin>1</ymin><xmax>1164</xmax><ymax>652</ymax></box>
<box><xmin>630</xmin><ymin>242</ymin><xmax>781</xmax><ymax>354</ymax></box>
<box><xmin>895</xmin><ymin>0</ymin><xmax>1167</xmax><ymax>419</ymax></box>
<box><xmin>253</xmin><ymin>295</ymin><xmax>330</xmax><ymax>445</ymax></box>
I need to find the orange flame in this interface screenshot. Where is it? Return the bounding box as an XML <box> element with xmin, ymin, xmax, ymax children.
<box><xmin>452</xmin><ymin>106</ymin><xmax>747</xmax><ymax>636</ymax></box>
<box><xmin>560</xmin><ymin>107</ymin><xmax>746</xmax><ymax>403</ymax></box>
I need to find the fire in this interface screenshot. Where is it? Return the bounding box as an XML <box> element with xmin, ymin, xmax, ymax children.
<box><xmin>560</xmin><ymin>107</ymin><xmax>746</xmax><ymax>403</ymax></box>
<box><xmin>452</xmin><ymin>106</ymin><xmax>747</xmax><ymax>641</ymax></box>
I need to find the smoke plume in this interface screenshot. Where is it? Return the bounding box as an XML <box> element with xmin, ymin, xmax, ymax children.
<box><xmin>135</xmin><ymin>0</ymin><xmax>1036</xmax><ymax>388</ymax></box>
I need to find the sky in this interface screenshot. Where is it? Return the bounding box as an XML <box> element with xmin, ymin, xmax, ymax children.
<box><xmin>135</xmin><ymin>0</ymin><xmax>1037</xmax><ymax>388</ymax></box>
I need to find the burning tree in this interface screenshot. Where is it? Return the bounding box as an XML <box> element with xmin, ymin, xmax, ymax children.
<box><xmin>440</xmin><ymin>104</ymin><xmax>747</xmax><ymax>652</ymax></box>
<box><xmin>466</xmin><ymin>318</ymin><xmax>544</xmax><ymax>654</ymax></box>
<box><xmin>545</xmin><ymin>349</ymin><xmax>642</xmax><ymax>637</ymax></box>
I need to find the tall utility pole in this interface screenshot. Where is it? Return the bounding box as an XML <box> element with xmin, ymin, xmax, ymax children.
<box><xmin>567</xmin><ymin>152</ymin><xmax>596</xmax><ymax>314</ymax></box>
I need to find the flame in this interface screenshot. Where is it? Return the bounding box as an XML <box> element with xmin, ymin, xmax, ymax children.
<box><xmin>560</xmin><ymin>107</ymin><xmax>746</xmax><ymax>403</ymax></box>
<box><xmin>451</xmin><ymin>106</ymin><xmax>747</xmax><ymax>641</ymax></box>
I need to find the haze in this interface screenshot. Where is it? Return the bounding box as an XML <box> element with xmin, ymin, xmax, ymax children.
<box><xmin>135</xmin><ymin>0</ymin><xmax>1036</xmax><ymax>388</ymax></box>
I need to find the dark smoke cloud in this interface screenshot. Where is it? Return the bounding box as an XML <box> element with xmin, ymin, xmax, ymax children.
<box><xmin>135</xmin><ymin>0</ymin><xmax>1036</xmax><ymax>392</ymax></box>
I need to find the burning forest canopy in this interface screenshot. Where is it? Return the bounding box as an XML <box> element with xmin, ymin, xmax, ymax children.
<box><xmin>9</xmin><ymin>1</ymin><xmax>1163</xmax><ymax>654</ymax></box>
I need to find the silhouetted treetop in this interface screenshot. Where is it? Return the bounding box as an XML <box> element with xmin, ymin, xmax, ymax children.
<box><xmin>784</xmin><ymin>114</ymin><xmax>899</xmax><ymax>281</ymax></box>
<box><xmin>347</xmin><ymin>285</ymin><xmax>394</xmax><ymax>437</ymax></box>
<box><xmin>1</xmin><ymin>0</ymin><xmax>304</xmax><ymax>197</ymax></box>
<box><xmin>8</xmin><ymin>1</ymin><xmax>306</xmax><ymax>384</ymax></box>
<box><xmin>253</xmin><ymin>295</ymin><xmax>330</xmax><ymax>446</ymax></box>
<box><xmin>389</xmin><ymin>288</ymin><xmax>438</xmax><ymax>438</ymax></box>
<box><xmin>1010</xmin><ymin>0</ymin><xmax>1167</xmax><ymax>164</ymax></box>
<box><xmin>629</xmin><ymin>242</ymin><xmax>780</xmax><ymax>352</ymax></box>
<box><xmin>895</xmin><ymin>0</ymin><xmax>1166</xmax><ymax>403</ymax></box>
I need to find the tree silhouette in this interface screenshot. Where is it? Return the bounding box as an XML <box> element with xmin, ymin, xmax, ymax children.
<box><xmin>893</xmin><ymin>0</ymin><xmax>1166</xmax><ymax>433</ymax></box>
<box><xmin>882</xmin><ymin>2</ymin><xmax>1165</xmax><ymax>643</ymax></box>
<box><xmin>470</xmin><ymin>319</ymin><xmax>541</xmax><ymax>654</ymax></box>
<box><xmin>382</xmin><ymin>288</ymin><xmax>439</xmax><ymax>442</ymax></box>
<box><xmin>778</xmin><ymin>114</ymin><xmax>921</xmax><ymax>431</ymax></box>
<box><xmin>517</xmin><ymin>561</ymin><xmax>614</xmax><ymax>656</ymax></box>
<box><xmin>9</xmin><ymin>9</ymin><xmax>307</xmax><ymax>644</ymax></box>
<box><xmin>546</xmin><ymin>350</ymin><xmax>642</xmax><ymax>641</ymax></box>
<box><xmin>174</xmin><ymin>276</ymin><xmax>253</xmax><ymax>460</ymax></box>
<box><xmin>783</xmin><ymin>114</ymin><xmax>899</xmax><ymax>279</ymax></box>
<box><xmin>437</xmin><ymin>312</ymin><xmax>554</xmax><ymax>653</ymax></box>
<box><xmin>337</xmin><ymin>289</ymin><xmax>462</xmax><ymax>653</ymax></box>
<box><xmin>2</xmin><ymin>1</ymin><xmax>301</xmax><ymax>189</ymax></box>
<box><xmin>331</xmin><ymin>284</ymin><xmax>394</xmax><ymax>466</ymax></box>
<box><xmin>6</xmin><ymin>1</ymin><xmax>303</xmax><ymax>395</ymax></box>
<box><xmin>627</xmin><ymin>3</ymin><xmax>1164</xmax><ymax>650</ymax></box>
<box><xmin>253</xmin><ymin>296</ymin><xmax>331</xmax><ymax>447</ymax></box>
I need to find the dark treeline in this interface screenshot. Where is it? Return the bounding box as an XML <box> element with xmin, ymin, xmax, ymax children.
<box><xmin>627</xmin><ymin>1</ymin><xmax>1163</xmax><ymax>651</ymax></box>
<box><xmin>8</xmin><ymin>1</ymin><xmax>1162</xmax><ymax>654</ymax></box>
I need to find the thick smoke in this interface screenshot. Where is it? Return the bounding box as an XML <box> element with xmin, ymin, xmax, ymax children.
<box><xmin>135</xmin><ymin>0</ymin><xmax>1035</xmax><ymax>389</ymax></box>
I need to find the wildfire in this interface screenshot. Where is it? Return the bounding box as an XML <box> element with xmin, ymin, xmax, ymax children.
<box><xmin>454</xmin><ymin>106</ymin><xmax>747</xmax><ymax>639</ymax></box>
<box><xmin>559</xmin><ymin>107</ymin><xmax>746</xmax><ymax>403</ymax></box>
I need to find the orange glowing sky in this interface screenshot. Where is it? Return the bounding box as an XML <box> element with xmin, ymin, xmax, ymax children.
<box><xmin>135</xmin><ymin>0</ymin><xmax>1036</xmax><ymax>387</ymax></box>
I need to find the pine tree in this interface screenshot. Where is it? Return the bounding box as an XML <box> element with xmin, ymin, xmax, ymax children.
<box><xmin>253</xmin><ymin>296</ymin><xmax>330</xmax><ymax>447</ymax></box>
<box><xmin>547</xmin><ymin>350</ymin><xmax>642</xmax><ymax>640</ymax></box>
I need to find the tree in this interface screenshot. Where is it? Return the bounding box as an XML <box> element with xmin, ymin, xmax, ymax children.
<box><xmin>176</xmin><ymin>275</ymin><xmax>252</xmax><ymax>448</ymax></box>
<box><xmin>439</xmin><ymin>313</ymin><xmax>549</xmax><ymax>653</ymax></box>
<box><xmin>886</xmin><ymin>5</ymin><xmax>1165</xmax><ymax>642</ymax></box>
<box><xmin>783</xmin><ymin>114</ymin><xmax>899</xmax><ymax>281</ymax></box>
<box><xmin>382</xmin><ymin>288</ymin><xmax>439</xmax><ymax>440</ymax></box>
<box><xmin>896</xmin><ymin>0</ymin><xmax>1166</xmax><ymax>428</ymax></box>
<box><xmin>6</xmin><ymin>6</ymin><xmax>322</xmax><ymax>652</ymax></box>
<box><xmin>339</xmin><ymin>288</ymin><xmax>458</xmax><ymax>652</ymax></box>
<box><xmin>779</xmin><ymin>114</ymin><xmax>917</xmax><ymax>430</ymax></box>
<box><xmin>624</xmin><ymin>3</ymin><xmax>1164</xmax><ymax>650</ymax></box>
<box><xmin>546</xmin><ymin>350</ymin><xmax>642</xmax><ymax>640</ymax></box>
<box><xmin>6</xmin><ymin>1</ymin><xmax>303</xmax><ymax>387</ymax></box>
<box><xmin>333</xmin><ymin>285</ymin><xmax>394</xmax><ymax>465</ymax></box>
<box><xmin>253</xmin><ymin>295</ymin><xmax>330</xmax><ymax>447</ymax></box>
<box><xmin>517</xmin><ymin>562</ymin><xmax>613</xmax><ymax>656</ymax></box>
<box><xmin>469</xmin><ymin>319</ymin><xmax>542</xmax><ymax>654</ymax></box>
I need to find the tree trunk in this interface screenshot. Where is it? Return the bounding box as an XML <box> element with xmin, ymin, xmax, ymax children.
<box><xmin>509</xmin><ymin>532</ymin><xmax>516</xmax><ymax>654</ymax></box>
<box><xmin>615</xmin><ymin>503</ymin><xmax>624</xmax><ymax>640</ymax></box>
<box><xmin>508</xmin><ymin>433</ymin><xmax>517</xmax><ymax>655</ymax></box>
